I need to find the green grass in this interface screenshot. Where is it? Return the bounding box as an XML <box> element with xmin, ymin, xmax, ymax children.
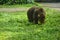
<box><xmin>0</xmin><ymin>4</ymin><xmax>34</xmax><ymax>8</ymax></box>
<box><xmin>0</xmin><ymin>3</ymin><xmax>42</xmax><ymax>8</ymax></box>
<box><xmin>0</xmin><ymin>7</ymin><xmax>60</xmax><ymax>40</ymax></box>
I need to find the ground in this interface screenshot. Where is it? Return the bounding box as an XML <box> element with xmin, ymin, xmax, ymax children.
<box><xmin>0</xmin><ymin>8</ymin><xmax>28</xmax><ymax>12</ymax></box>
<box><xmin>40</xmin><ymin>3</ymin><xmax>60</xmax><ymax>10</ymax></box>
<box><xmin>0</xmin><ymin>3</ymin><xmax>60</xmax><ymax>12</ymax></box>
<box><xmin>0</xmin><ymin>3</ymin><xmax>60</xmax><ymax>40</ymax></box>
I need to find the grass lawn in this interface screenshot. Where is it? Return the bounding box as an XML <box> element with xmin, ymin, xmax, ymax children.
<box><xmin>0</xmin><ymin>5</ymin><xmax>60</xmax><ymax>40</ymax></box>
<box><xmin>0</xmin><ymin>4</ymin><xmax>34</xmax><ymax>8</ymax></box>
<box><xmin>0</xmin><ymin>3</ymin><xmax>42</xmax><ymax>8</ymax></box>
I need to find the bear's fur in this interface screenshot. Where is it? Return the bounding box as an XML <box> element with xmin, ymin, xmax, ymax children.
<box><xmin>27</xmin><ymin>6</ymin><xmax>46</xmax><ymax>24</ymax></box>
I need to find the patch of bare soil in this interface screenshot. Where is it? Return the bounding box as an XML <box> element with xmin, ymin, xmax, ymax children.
<box><xmin>0</xmin><ymin>8</ymin><xmax>29</xmax><ymax>12</ymax></box>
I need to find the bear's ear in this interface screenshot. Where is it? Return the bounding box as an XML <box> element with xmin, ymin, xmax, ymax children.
<box><xmin>39</xmin><ymin>8</ymin><xmax>44</xmax><ymax>12</ymax></box>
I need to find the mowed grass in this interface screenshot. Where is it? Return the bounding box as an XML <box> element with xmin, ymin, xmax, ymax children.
<box><xmin>0</xmin><ymin>7</ymin><xmax>60</xmax><ymax>40</ymax></box>
<box><xmin>0</xmin><ymin>4</ymin><xmax>34</xmax><ymax>8</ymax></box>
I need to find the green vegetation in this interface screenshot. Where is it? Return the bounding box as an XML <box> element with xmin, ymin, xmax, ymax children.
<box><xmin>0</xmin><ymin>4</ymin><xmax>34</xmax><ymax>8</ymax></box>
<box><xmin>0</xmin><ymin>5</ymin><xmax>60</xmax><ymax>40</ymax></box>
<box><xmin>0</xmin><ymin>3</ymin><xmax>42</xmax><ymax>8</ymax></box>
<box><xmin>0</xmin><ymin>0</ymin><xmax>34</xmax><ymax>5</ymax></box>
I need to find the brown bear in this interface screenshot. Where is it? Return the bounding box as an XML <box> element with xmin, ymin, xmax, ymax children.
<box><xmin>27</xmin><ymin>6</ymin><xmax>46</xmax><ymax>24</ymax></box>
